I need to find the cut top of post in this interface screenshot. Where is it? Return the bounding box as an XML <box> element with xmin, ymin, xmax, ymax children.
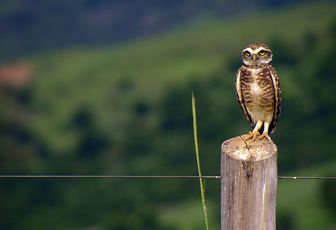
<box><xmin>221</xmin><ymin>134</ymin><xmax>277</xmax><ymax>161</ymax></box>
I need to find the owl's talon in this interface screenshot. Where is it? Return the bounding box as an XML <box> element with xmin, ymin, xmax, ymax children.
<box><xmin>245</xmin><ymin>131</ymin><xmax>260</xmax><ymax>141</ymax></box>
<box><xmin>259</xmin><ymin>132</ymin><xmax>271</xmax><ymax>140</ymax></box>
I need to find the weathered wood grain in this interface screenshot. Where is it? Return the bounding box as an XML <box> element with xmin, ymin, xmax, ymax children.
<box><xmin>221</xmin><ymin>134</ymin><xmax>277</xmax><ymax>230</ymax></box>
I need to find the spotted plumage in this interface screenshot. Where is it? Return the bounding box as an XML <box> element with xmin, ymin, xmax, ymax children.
<box><xmin>235</xmin><ymin>43</ymin><xmax>281</xmax><ymax>140</ymax></box>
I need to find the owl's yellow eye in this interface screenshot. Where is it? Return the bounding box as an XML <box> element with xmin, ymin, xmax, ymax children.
<box><xmin>243</xmin><ymin>51</ymin><xmax>251</xmax><ymax>57</ymax></box>
<box><xmin>258</xmin><ymin>50</ymin><xmax>266</xmax><ymax>56</ymax></box>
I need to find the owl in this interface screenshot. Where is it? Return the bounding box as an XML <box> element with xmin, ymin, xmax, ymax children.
<box><xmin>235</xmin><ymin>43</ymin><xmax>281</xmax><ymax>140</ymax></box>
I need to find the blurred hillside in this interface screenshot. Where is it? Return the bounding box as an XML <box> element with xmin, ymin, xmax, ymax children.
<box><xmin>1</xmin><ymin>0</ymin><xmax>309</xmax><ymax>59</ymax></box>
<box><xmin>0</xmin><ymin>1</ymin><xmax>336</xmax><ymax>230</ymax></box>
<box><xmin>26</xmin><ymin>2</ymin><xmax>336</xmax><ymax>171</ymax></box>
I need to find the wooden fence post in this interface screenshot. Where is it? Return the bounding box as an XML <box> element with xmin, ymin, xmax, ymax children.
<box><xmin>221</xmin><ymin>134</ymin><xmax>277</xmax><ymax>230</ymax></box>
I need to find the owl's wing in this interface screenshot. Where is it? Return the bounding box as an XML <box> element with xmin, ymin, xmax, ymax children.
<box><xmin>235</xmin><ymin>67</ymin><xmax>254</xmax><ymax>128</ymax></box>
<box><xmin>269</xmin><ymin>65</ymin><xmax>282</xmax><ymax>133</ymax></box>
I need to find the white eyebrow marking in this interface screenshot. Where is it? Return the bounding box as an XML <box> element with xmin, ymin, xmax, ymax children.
<box><xmin>243</xmin><ymin>48</ymin><xmax>254</xmax><ymax>53</ymax></box>
<box><xmin>255</xmin><ymin>47</ymin><xmax>264</xmax><ymax>52</ymax></box>
<box><xmin>255</xmin><ymin>47</ymin><xmax>270</xmax><ymax>53</ymax></box>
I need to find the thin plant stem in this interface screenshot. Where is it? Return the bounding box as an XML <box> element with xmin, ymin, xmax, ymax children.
<box><xmin>192</xmin><ymin>92</ymin><xmax>209</xmax><ymax>230</ymax></box>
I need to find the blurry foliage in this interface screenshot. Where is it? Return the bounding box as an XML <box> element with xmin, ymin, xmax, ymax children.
<box><xmin>321</xmin><ymin>177</ymin><xmax>336</xmax><ymax>214</ymax></box>
<box><xmin>70</xmin><ymin>107</ymin><xmax>109</xmax><ymax>158</ymax></box>
<box><xmin>277</xmin><ymin>210</ymin><xmax>295</xmax><ymax>230</ymax></box>
<box><xmin>0</xmin><ymin>86</ymin><xmax>41</xmax><ymax>172</ymax></box>
<box><xmin>0</xmin><ymin>3</ymin><xmax>336</xmax><ymax>230</ymax></box>
<box><xmin>269</xmin><ymin>38</ymin><xmax>300</xmax><ymax>66</ymax></box>
<box><xmin>0</xmin><ymin>0</ymin><xmax>307</xmax><ymax>59</ymax></box>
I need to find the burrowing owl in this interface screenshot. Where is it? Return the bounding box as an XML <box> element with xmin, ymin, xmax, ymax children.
<box><xmin>235</xmin><ymin>43</ymin><xmax>281</xmax><ymax>140</ymax></box>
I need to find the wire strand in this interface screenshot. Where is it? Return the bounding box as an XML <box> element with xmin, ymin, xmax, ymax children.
<box><xmin>0</xmin><ymin>175</ymin><xmax>220</xmax><ymax>179</ymax></box>
<box><xmin>278</xmin><ymin>176</ymin><xmax>336</xmax><ymax>180</ymax></box>
<box><xmin>0</xmin><ymin>175</ymin><xmax>335</xmax><ymax>180</ymax></box>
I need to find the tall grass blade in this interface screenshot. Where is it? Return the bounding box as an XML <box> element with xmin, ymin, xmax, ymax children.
<box><xmin>192</xmin><ymin>92</ymin><xmax>209</xmax><ymax>230</ymax></box>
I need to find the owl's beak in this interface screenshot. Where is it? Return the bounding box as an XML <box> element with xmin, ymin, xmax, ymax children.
<box><xmin>253</xmin><ymin>55</ymin><xmax>257</xmax><ymax>62</ymax></box>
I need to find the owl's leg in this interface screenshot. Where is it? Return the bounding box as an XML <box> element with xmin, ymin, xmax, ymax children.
<box><xmin>245</xmin><ymin>120</ymin><xmax>263</xmax><ymax>140</ymax></box>
<box><xmin>259</xmin><ymin>122</ymin><xmax>271</xmax><ymax>140</ymax></box>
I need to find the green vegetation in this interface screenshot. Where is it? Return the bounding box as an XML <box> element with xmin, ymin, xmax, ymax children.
<box><xmin>157</xmin><ymin>161</ymin><xmax>336</xmax><ymax>230</ymax></box>
<box><xmin>28</xmin><ymin>2</ymin><xmax>335</xmax><ymax>153</ymax></box>
<box><xmin>0</xmin><ymin>2</ymin><xmax>335</xmax><ymax>230</ymax></box>
<box><xmin>0</xmin><ymin>0</ymin><xmax>310</xmax><ymax>59</ymax></box>
<box><xmin>277</xmin><ymin>160</ymin><xmax>336</xmax><ymax>230</ymax></box>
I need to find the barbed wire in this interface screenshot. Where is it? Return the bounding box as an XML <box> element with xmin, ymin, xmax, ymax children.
<box><xmin>0</xmin><ymin>175</ymin><xmax>335</xmax><ymax>180</ymax></box>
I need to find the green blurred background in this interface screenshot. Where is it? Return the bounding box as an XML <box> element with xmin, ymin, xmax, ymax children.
<box><xmin>0</xmin><ymin>0</ymin><xmax>335</xmax><ymax>229</ymax></box>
